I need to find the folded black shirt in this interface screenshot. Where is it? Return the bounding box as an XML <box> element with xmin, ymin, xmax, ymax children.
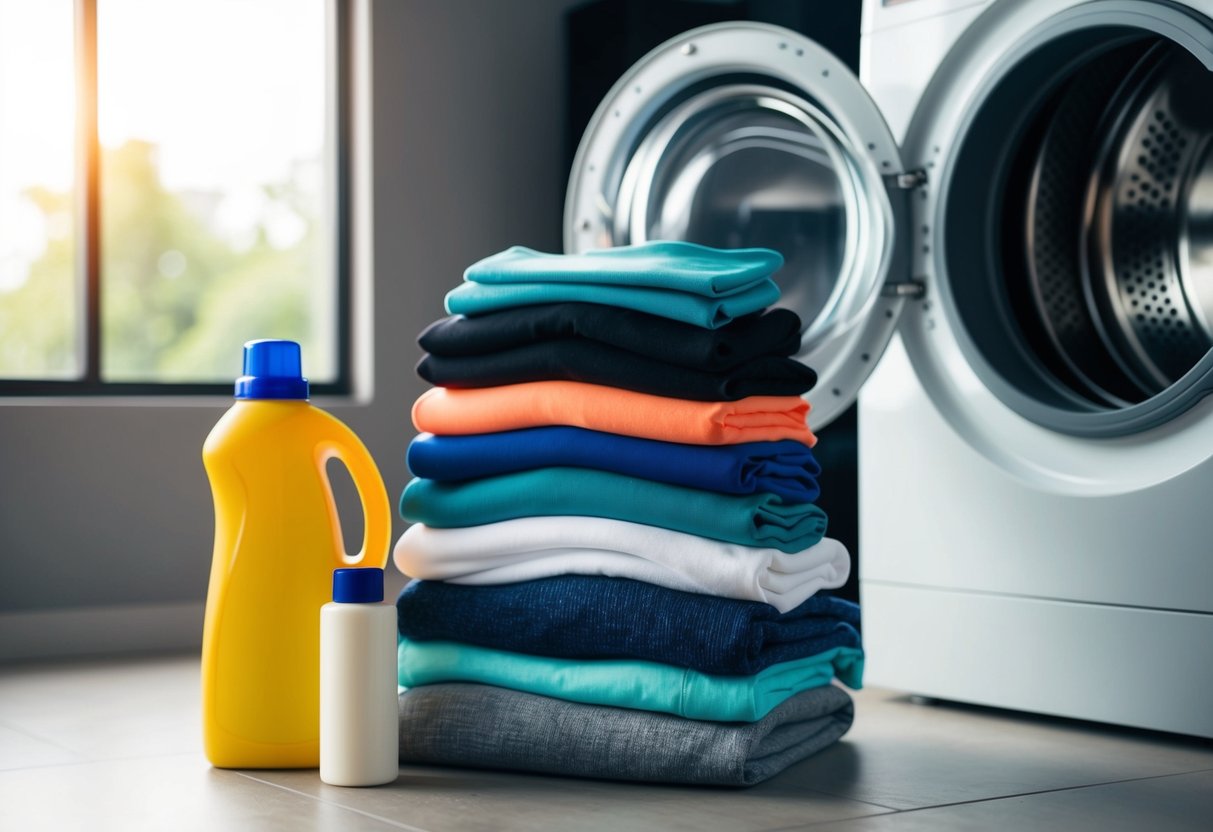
<box><xmin>416</xmin><ymin>339</ymin><xmax>817</xmax><ymax>401</ymax></box>
<box><xmin>417</xmin><ymin>303</ymin><xmax>804</xmax><ymax>371</ymax></box>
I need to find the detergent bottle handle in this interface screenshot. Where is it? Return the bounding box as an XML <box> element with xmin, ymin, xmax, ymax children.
<box><xmin>316</xmin><ymin>421</ymin><xmax>392</xmax><ymax>569</ymax></box>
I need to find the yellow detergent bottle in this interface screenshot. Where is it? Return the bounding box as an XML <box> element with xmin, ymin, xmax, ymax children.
<box><xmin>201</xmin><ymin>339</ymin><xmax>391</xmax><ymax>768</ymax></box>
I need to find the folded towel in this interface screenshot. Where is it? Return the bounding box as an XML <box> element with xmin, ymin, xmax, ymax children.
<box><xmin>417</xmin><ymin>305</ymin><xmax>804</xmax><ymax>371</ymax></box>
<box><xmin>400</xmin><ymin>469</ymin><xmax>827</xmax><ymax>553</ymax></box>
<box><xmin>397</xmin><ymin>636</ymin><xmax>862</xmax><ymax>722</ymax></box>
<box><xmin>398</xmin><ymin>683</ymin><xmax>855</xmax><ymax>786</ymax></box>
<box><xmin>412</xmin><ymin>381</ymin><xmax>816</xmax><ymax>446</ymax></box>
<box><xmin>464</xmin><ymin>242</ymin><xmax>783</xmax><ymax>294</ymax></box>
<box><xmin>406</xmin><ymin>429</ymin><xmax>821</xmax><ymax>503</ymax></box>
<box><xmin>446</xmin><ymin>242</ymin><xmax>783</xmax><ymax>328</ymax></box>
<box><xmin>416</xmin><ymin>341</ymin><xmax>817</xmax><ymax>401</ymax></box>
<box><xmin>392</xmin><ymin>517</ymin><xmax>850</xmax><ymax>613</ymax></box>
<box><xmin>446</xmin><ymin>281</ymin><xmax>780</xmax><ymax>329</ymax></box>
<box><xmin>396</xmin><ymin>577</ymin><xmax>861</xmax><ymax>676</ymax></box>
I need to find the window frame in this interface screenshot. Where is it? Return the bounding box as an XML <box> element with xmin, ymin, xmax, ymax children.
<box><xmin>0</xmin><ymin>0</ymin><xmax>353</xmax><ymax>396</ymax></box>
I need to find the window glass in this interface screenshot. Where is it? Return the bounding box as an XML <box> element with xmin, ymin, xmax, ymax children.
<box><xmin>0</xmin><ymin>0</ymin><xmax>79</xmax><ymax>379</ymax></box>
<box><xmin>97</xmin><ymin>0</ymin><xmax>334</xmax><ymax>383</ymax></box>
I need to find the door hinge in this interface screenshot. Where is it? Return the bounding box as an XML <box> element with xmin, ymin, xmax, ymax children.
<box><xmin>891</xmin><ymin>169</ymin><xmax>928</xmax><ymax>189</ymax></box>
<box><xmin>881</xmin><ymin>278</ymin><xmax>926</xmax><ymax>299</ymax></box>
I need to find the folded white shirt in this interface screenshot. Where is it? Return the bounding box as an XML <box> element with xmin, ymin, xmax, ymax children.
<box><xmin>392</xmin><ymin>516</ymin><xmax>850</xmax><ymax>613</ymax></box>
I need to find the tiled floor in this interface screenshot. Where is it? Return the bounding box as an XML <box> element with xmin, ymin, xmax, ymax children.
<box><xmin>1</xmin><ymin>654</ymin><xmax>1210</xmax><ymax>831</ymax></box>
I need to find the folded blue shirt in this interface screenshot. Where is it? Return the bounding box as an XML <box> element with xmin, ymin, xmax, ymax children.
<box><xmin>400</xmin><ymin>469</ymin><xmax>827</xmax><ymax>553</ymax></box>
<box><xmin>396</xmin><ymin>576</ymin><xmax>860</xmax><ymax>676</ymax></box>
<box><xmin>397</xmin><ymin>636</ymin><xmax>863</xmax><ymax>722</ymax></box>
<box><xmin>448</xmin><ymin>242</ymin><xmax>784</xmax><ymax>328</ymax></box>
<box><xmin>445</xmin><ymin>281</ymin><xmax>781</xmax><ymax>329</ymax></box>
<box><xmin>406</xmin><ymin>427</ymin><xmax>821</xmax><ymax>503</ymax></box>
<box><xmin>464</xmin><ymin>242</ymin><xmax>783</xmax><ymax>295</ymax></box>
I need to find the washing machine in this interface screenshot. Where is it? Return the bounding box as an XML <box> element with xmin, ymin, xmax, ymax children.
<box><xmin>564</xmin><ymin>0</ymin><xmax>1213</xmax><ymax>737</ymax></box>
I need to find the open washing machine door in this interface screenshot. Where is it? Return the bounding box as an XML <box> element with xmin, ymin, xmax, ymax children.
<box><xmin>881</xmin><ymin>0</ymin><xmax>1213</xmax><ymax>492</ymax></box>
<box><xmin>563</xmin><ymin>22</ymin><xmax>919</xmax><ymax>432</ymax></box>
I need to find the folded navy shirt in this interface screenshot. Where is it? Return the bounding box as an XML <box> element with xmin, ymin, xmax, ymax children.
<box><xmin>417</xmin><ymin>304</ymin><xmax>804</xmax><ymax>371</ymax></box>
<box><xmin>396</xmin><ymin>576</ymin><xmax>861</xmax><ymax>676</ymax></box>
<box><xmin>416</xmin><ymin>340</ymin><xmax>816</xmax><ymax>401</ymax></box>
<box><xmin>406</xmin><ymin>427</ymin><xmax>821</xmax><ymax>503</ymax></box>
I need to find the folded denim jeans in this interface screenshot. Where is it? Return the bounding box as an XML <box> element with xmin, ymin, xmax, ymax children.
<box><xmin>399</xmin><ymin>469</ymin><xmax>827</xmax><ymax>553</ymax></box>
<box><xmin>397</xmin><ymin>636</ymin><xmax>863</xmax><ymax>722</ymax></box>
<box><xmin>396</xmin><ymin>576</ymin><xmax>861</xmax><ymax>676</ymax></box>
<box><xmin>398</xmin><ymin>682</ymin><xmax>855</xmax><ymax>786</ymax></box>
<box><xmin>406</xmin><ymin>429</ymin><xmax>820</xmax><ymax>503</ymax></box>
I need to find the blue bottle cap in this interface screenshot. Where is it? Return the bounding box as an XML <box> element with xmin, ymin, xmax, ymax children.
<box><xmin>234</xmin><ymin>339</ymin><xmax>309</xmax><ymax>400</ymax></box>
<box><xmin>332</xmin><ymin>568</ymin><xmax>384</xmax><ymax>603</ymax></box>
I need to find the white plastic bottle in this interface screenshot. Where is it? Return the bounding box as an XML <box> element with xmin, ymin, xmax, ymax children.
<box><xmin>320</xmin><ymin>567</ymin><xmax>399</xmax><ymax>786</ymax></box>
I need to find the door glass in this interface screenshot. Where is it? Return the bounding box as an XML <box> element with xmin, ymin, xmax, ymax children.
<box><xmin>645</xmin><ymin>105</ymin><xmax>850</xmax><ymax>333</ymax></box>
<box><xmin>620</xmin><ymin>85</ymin><xmax>872</xmax><ymax>348</ymax></box>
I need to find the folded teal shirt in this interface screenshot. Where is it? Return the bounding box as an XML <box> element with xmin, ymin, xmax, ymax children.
<box><xmin>400</xmin><ymin>468</ymin><xmax>828</xmax><ymax>553</ymax></box>
<box><xmin>397</xmin><ymin>636</ymin><xmax>863</xmax><ymax>723</ymax></box>
<box><xmin>445</xmin><ymin>281</ymin><xmax>781</xmax><ymax>329</ymax></box>
<box><xmin>464</xmin><ymin>242</ymin><xmax>784</xmax><ymax>295</ymax></box>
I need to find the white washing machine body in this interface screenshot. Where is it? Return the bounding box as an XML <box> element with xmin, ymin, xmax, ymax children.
<box><xmin>565</xmin><ymin>0</ymin><xmax>1213</xmax><ymax>736</ymax></box>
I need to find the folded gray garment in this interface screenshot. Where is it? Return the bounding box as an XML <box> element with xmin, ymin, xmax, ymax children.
<box><xmin>398</xmin><ymin>682</ymin><xmax>854</xmax><ymax>787</ymax></box>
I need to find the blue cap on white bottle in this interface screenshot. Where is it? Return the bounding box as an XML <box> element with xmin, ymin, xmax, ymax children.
<box><xmin>332</xmin><ymin>568</ymin><xmax>384</xmax><ymax>604</ymax></box>
<box><xmin>234</xmin><ymin>339</ymin><xmax>309</xmax><ymax>400</ymax></box>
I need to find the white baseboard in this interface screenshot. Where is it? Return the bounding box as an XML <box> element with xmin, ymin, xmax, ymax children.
<box><xmin>0</xmin><ymin>601</ymin><xmax>204</xmax><ymax>661</ymax></box>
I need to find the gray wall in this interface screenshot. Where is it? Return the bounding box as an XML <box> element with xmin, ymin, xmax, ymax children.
<box><xmin>0</xmin><ymin>0</ymin><xmax>579</xmax><ymax>656</ymax></box>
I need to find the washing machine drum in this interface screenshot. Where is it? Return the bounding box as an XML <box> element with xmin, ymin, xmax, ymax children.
<box><xmin>1015</xmin><ymin>41</ymin><xmax>1213</xmax><ymax>406</ymax></box>
<box><xmin>565</xmin><ymin>17</ymin><xmax>1213</xmax><ymax>436</ymax></box>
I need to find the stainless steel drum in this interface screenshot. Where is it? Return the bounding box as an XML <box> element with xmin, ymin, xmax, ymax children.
<box><xmin>1017</xmin><ymin>40</ymin><xmax>1213</xmax><ymax>404</ymax></box>
<box><xmin>1022</xmin><ymin>42</ymin><xmax>1153</xmax><ymax>405</ymax></box>
<box><xmin>1085</xmin><ymin>47</ymin><xmax>1213</xmax><ymax>395</ymax></box>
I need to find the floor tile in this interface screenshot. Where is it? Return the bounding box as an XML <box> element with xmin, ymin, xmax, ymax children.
<box><xmin>787</xmin><ymin>688</ymin><xmax>1213</xmax><ymax>810</ymax></box>
<box><xmin>790</xmin><ymin>768</ymin><xmax>1213</xmax><ymax>831</ymax></box>
<box><xmin>0</xmin><ymin>653</ymin><xmax>201</xmax><ymax>761</ymax></box>
<box><xmin>0</xmin><ymin>722</ymin><xmax>83</xmax><ymax>770</ymax></box>
<box><xmin>0</xmin><ymin>753</ymin><xmax>401</xmax><ymax>832</ymax></box>
<box><xmin>4</xmin><ymin>655</ymin><xmax>1213</xmax><ymax>830</ymax></box>
<box><xmin>246</xmin><ymin>766</ymin><xmax>893</xmax><ymax>832</ymax></box>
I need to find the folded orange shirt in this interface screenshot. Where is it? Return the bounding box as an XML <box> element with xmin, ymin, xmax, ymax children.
<box><xmin>411</xmin><ymin>381</ymin><xmax>816</xmax><ymax>447</ymax></box>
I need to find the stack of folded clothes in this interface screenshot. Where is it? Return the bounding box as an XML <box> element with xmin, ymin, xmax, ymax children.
<box><xmin>393</xmin><ymin>241</ymin><xmax>863</xmax><ymax>787</ymax></box>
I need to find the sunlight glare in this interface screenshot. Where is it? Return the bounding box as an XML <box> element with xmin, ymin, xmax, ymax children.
<box><xmin>0</xmin><ymin>0</ymin><xmax>75</xmax><ymax>291</ymax></box>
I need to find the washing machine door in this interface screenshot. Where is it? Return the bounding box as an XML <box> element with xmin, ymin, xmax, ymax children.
<box><xmin>888</xmin><ymin>0</ymin><xmax>1213</xmax><ymax>493</ymax></box>
<box><xmin>564</xmin><ymin>22</ymin><xmax>914</xmax><ymax>432</ymax></box>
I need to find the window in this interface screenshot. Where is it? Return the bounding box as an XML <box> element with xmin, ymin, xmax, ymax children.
<box><xmin>0</xmin><ymin>0</ymin><xmax>350</xmax><ymax>394</ymax></box>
